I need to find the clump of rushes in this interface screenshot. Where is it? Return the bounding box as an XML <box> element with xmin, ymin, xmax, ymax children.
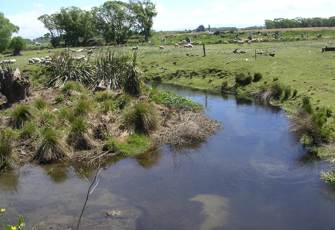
<box><xmin>100</xmin><ymin>100</ymin><xmax>117</xmax><ymax>113</ymax></box>
<box><xmin>94</xmin><ymin>90</ymin><xmax>114</xmax><ymax>102</ymax></box>
<box><xmin>61</xmin><ymin>81</ymin><xmax>86</xmax><ymax>95</ymax></box>
<box><xmin>321</xmin><ymin>170</ymin><xmax>335</xmax><ymax>184</ymax></box>
<box><xmin>235</xmin><ymin>73</ymin><xmax>252</xmax><ymax>86</ymax></box>
<box><xmin>34</xmin><ymin>127</ymin><xmax>67</xmax><ymax>164</ymax></box>
<box><xmin>67</xmin><ymin>117</ymin><xmax>93</xmax><ymax>150</ymax></box>
<box><xmin>10</xmin><ymin>104</ymin><xmax>33</xmax><ymax>129</ymax></box>
<box><xmin>0</xmin><ymin>128</ymin><xmax>15</xmax><ymax>171</ymax></box>
<box><xmin>34</xmin><ymin>97</ymin><xmax>48</xmax><ymax>110</ymax></box>
<box><xmin>73</xmin><ymin>97</ymin><xmax>94</xmax><ymax>117</ymax></box>
<box><xmin>20</xmin><ymin>122</ymin><xmax>38</xmax><ymax>139</ymax></box>
<box><xmin>39</xmin><ymin>111</ymin><xmax>56</xmax><ymax>127</ymax></box>
<box><xmin>253</xmin><ymin>73</ymin><xmax>263</xmax><ymax>82</ymax></box>
<box><xmin>123</xmin><ymin>102</ymin><xmax>158</xmax><ymax>134</ymax></box>
<box><xmin>105</xmin><ymin>135</ymin><xmax>152</xmax><ymax>157</ymax></box>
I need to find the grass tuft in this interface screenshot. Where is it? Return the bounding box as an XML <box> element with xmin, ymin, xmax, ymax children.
<box><xmin>10</xmin><ymin>104</ymin><xmax>33</xmax><ymax>129</ymax></box>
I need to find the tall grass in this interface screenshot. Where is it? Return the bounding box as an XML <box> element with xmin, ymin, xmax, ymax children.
<box><xmin>0</xmin><ymin>129</ymin><xmax>15</xmax><ymax>170</ymax></box>
<box><xmin>34</xmin><ymin>128</ymin><xmax>67</xmax><ymax>164</ymax></box>
<box><xmin>10</xmin><ymin>104</ymin><xmax>33</xmax><ymax>129</ymax></box>
<box><xmin>123</xmin><ymin>102</ymin><xmax>158</xmax><ymax>134</ymax></box>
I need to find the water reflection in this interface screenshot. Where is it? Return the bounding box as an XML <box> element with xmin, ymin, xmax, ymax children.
<box><xmin>0</xmin><ymin>169</ymin><xmax>19</xmax><ymax>191</ymax></box>
<box><xmin>136</xmin><ymin>150</ymin><xmax>161</xmax><ymax>169</ymax></box>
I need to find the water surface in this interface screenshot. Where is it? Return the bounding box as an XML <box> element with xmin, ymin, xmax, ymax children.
<box><xmin>1</xmin><ymin>85</ymin><xmax>335</xmax><ymax>230</ymax></box>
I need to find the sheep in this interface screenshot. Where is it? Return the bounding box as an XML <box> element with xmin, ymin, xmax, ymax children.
<box><xmin>184</xmin><ymin>44</ymin><xmax>193</xmax><ymax>48</ymax></box>
<box><xmin>32</xmin><ymin>58</ymin><xmax>41</xmax><ymax>63</ymax></box>
<box><xmin>132</xmin><ymin>46</ymin><xmax>139</xmax><ymax>51</ymax></box>
<box><xmin>73</xmin><ymin>55</ymin><xmax>86</xmax><ymax>61</ymax></box>
<box><xmin>159</xmin><ymin>46</ymin><xmax>165</xmax><ymax>50</ymax></box>
<box><xmin>174</xmin><ymin>43</ymin><xmax>180</xmax><ymax>48</ymax></box>
<box><xmin>9</xmin><ymin>59</ymin><xmax>16</xmax><ymax>64</ymax></box>
<box><xmin>28</xmin><ymin>59</ymin><xmax>35</xmax><ymax>64</ymax></box>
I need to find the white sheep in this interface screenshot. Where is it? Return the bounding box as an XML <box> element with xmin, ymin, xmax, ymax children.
<box><xmin>159</xmin><ymin>46</ymin><xmax>165</xmax><ymax>50</ymax></box>
<box><xmin>184</xmin><ymin>44</ymin><xmax>193</xmax><ymax>48</ymax></box>
<box><xmin>132</xmin><ymin>46</ymin><xmax>139</xmax><ymax>51</ymax></box>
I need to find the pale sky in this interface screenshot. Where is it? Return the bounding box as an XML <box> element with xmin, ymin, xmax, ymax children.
<box><xmin>1</xmin><ymin>0</ymin><xmax>335</xmax><ymax>39</ymax></box>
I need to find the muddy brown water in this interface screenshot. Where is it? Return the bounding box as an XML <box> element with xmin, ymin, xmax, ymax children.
<box><xmin>1</xmin><ymin>84</ymin><xmax>335</xmax><ymax>230</ymax></box>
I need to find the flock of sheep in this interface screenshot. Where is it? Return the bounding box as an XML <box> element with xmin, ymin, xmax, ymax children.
<box><xmin>28</xmin><ymin>56</ymin><xmax>52</xmax><ymax>64</ymax></box>
<box><xmin>0</xmin><ymin>59</ymin><xmax>16</xmax><ymax>64</ymax></box>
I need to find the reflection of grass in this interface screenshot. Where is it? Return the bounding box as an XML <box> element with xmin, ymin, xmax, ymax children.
<box><xmin>106</xmin><ymin>135</ymin><xmax>152</xmax><ymax>157</ymax></box>
<box><xmin>321</xmin><ymin>170</ymin><xmax>335</xmax><ymax>184</ymax></box>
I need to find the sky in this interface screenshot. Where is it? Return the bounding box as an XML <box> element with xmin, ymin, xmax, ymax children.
<box><xmin>1</xmin><ymin>0</ymin><xmax>335</xmax><ymax>39</ymax></box>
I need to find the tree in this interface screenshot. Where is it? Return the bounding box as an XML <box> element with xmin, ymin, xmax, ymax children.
<box><xmin>130</xmin><ymin>0</ymin><xmax>157</xmax><ymax>41</ymax></box>
<box><xmin>195</xmin><ymin>25</ymin><xmax>205</xmax><ymax>32</ymax></box>
<box><xmin>93</xmin><ymin>1</ymin><xmax>134</xmax><ymax>44</ymax></box>
<box><xmin>9</xmin><ymin>37</ymin><xmax>26</xmax><ymax>56</ymax></box>
<box><xmin>0</xmin><ymin>12</ymin><xmax>19</xmax><ymax>53</ymax></box>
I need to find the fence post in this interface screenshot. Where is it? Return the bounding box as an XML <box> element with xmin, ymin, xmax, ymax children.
<box><xmin>203</xmin><ymin>43</ymin><xmax>206</xmax><ymax>57</ymax></box>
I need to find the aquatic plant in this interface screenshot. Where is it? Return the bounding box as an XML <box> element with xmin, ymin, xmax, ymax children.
<box><xmin>123</xmin><ymin>102</ymin><xmax>158</xmax><ymax>134</ymax></box>
<box><xmin>34</xmin><ymin>127</ymin><xmax>67</xmax><ymax>164</ymax></box>
<box><xmin>10</xmin><ymin>104</ymin><xmax>33</xmax><ymax>129</ymax></box>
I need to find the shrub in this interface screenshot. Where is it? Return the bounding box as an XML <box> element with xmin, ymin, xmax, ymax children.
<box><xmin>253</xmin><ymin>72</ymin><xmax>263</xmax><ymax>82</ymax></box>
<box><xmin>9</xmin><ymin>36</ymin><xmax>26</xmax><ymax>56</ymax></box>
<box><xmin>235</xmin><ymin>73</ymin><xmax>252</xmax><ymax>86</ymax></box>
<box><xmin>34</xmin><ymin>128</ymin><xmax>67</xmax><ymax>164</ymax></box>
<box><xmin>46</xmin><ymin>52</ymin><xmax>95</xmax><ymax>87</ymax></box>
<box><xmin>123</xmin><ymin>102</ymin><xmax>158</xmax><ymax>134</ymax></box>
<box><xmin>34</xmin><ymin>97</ymin><xmax>48</xmax><ymax>110</ymax></box>
<box><xmin>10</xmin><ymin>104</ymin><xmax>33</xmax><ymax>129</ymax></box>
<box><xmin>0</xmin><ymin>129</ymin><xmax>15</xmax><ymax>171</ymax></box>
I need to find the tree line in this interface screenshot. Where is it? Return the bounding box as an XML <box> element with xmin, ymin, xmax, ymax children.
<box><xmin>38</xmin><ymin>0</ymin><xmax>157</xmax><ymax>47</ymax></box>
<box><xmin>265</xmin><ymin>17</ymin><xmax>335</xmax><ymax>29</ymax></box>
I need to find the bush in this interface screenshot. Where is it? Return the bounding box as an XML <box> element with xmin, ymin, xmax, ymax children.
<box><xmin>9</xmin><ymin>36</ymin><xmax>26</xmax><ymax>56</ymax></box>
<box><xmin>34</xmin><ymin>128</ymin><xmax>67</xmax><ymax>164</ymax></box>
<box><xmin>253</xmin><ymin>72</ymin><xmax>263</xmax><ymax>82</ymax></box>
<box><xmin>10</xmin><ymin>104</ymin><xmax>33</xmax><ymax>129</ymax></box>
<box><xmin>235</xmin><ymin>73</ymin><xmax>252</xmax><ymax>86</ymax></box>
<box><xmin>123</xmin><ymin>102</ymin><xmax>158</xmax><ymax>134</ymax></box>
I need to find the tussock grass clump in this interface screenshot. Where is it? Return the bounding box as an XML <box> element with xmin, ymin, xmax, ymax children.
<box><xmin>10</xmin><ymin>104</ymin><xmax>33</xmax><ymax>129</ymax></box>
<box><xmin>253</xmin><ymin>73</ymin><xmax>263</xmax><ymax>82</ymax></box>
<box><xmin>105</xmin><ymin>135</ymin><xmax>152</xmax><ymax>157</ymax></box>
<box><xmin>61</xmin><ymin>81</ymin><xmax>86</xmax><ymax>95</ymax></box>
<box><xmin>123</xmin><ymin>61</ymin><xmax>142</xmax><ymax>96</ymax></box>
<box><xmin>123</xmin><ymin>102</ymin><xmax>158</xmax><ymax>134</ymax></box>
<box><xmin>34</xmin><ymin>128</ymin><xmax>67</xmax><ymax>164</ymax></box>
<box><xmin>0</xmin><ymin>129</ymin><xmax>15</xmax><ymax>171</ymax></box>
<box><xmin>73</xmin><ymin>97</ymin><xmax>94</xmax><ymax>117</ymax></box>
<box><xmin>20</xmin><ymin>122</ymin><xmax>38</xmax><ymax>139</ymax></box>
<box><xmin>39</xmin><ymin>111</ymin><xmax>56</xmax><ymax>127</ymax></box>
<box><xmin>34</xmin><ymin>97</ymin><xmax>48</xmax><ymax>110</ymax></box>
<box><xmin>100</xmin><ymin>99</ymin><xmax>118</xmax><ymax>113</ymax></box>
<box><xmin>95</xmin><ymin>90</ymin><xmax>114</xmax><ymax>102</ymax></box>
<box><xmin>235</xmin><ymin>73</ymin><xmax>252</xmax><ymax>86</ymax></box>
<box><xmin>67</xmin><ymin>117</ymin><xmax>93</xmax><ymax>151</ymax></box>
